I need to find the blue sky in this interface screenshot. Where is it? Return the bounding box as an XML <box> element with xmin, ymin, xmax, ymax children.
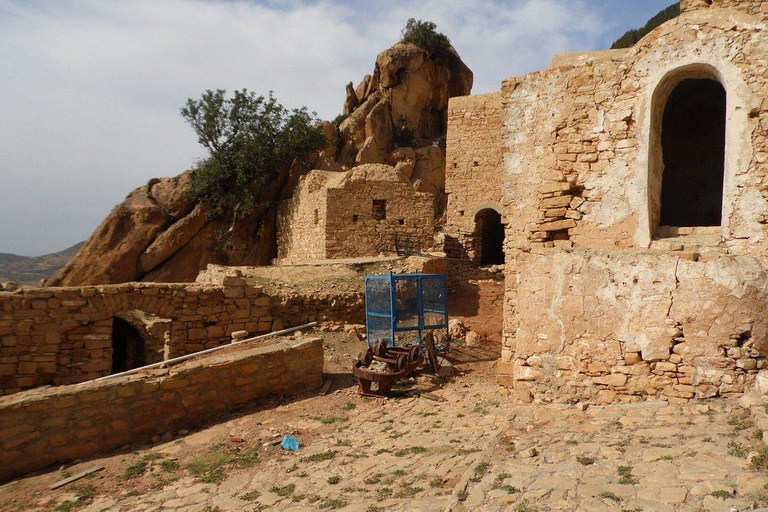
<box><xmin>0</xmin><ymin>0</ymin><xmax>675</xmax><ymax>256</ymax></box>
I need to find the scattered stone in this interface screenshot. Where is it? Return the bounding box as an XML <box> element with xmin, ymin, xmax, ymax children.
<box><xmin>231</xmin><ymin>330</ymin><xmax>249</xmax><ymax>341</ymax></box>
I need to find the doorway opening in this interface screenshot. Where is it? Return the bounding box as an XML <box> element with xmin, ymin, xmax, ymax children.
<box><xmin>111</xmin><ymin>317</ymin><xmax>146</xmax><ymax>374</ymax></box>
<box><xmin>475</xmin><ymin>209</ymin><xmax>505</xmax><ymax>265</ymax></box>
<box><xmin>659</xmin><ymin>78</ymin><xmax>726</xmax><ymax>227</ymax></box>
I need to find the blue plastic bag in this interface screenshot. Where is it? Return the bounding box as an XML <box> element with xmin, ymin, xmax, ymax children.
<box><xmin>281</xmin><ymin>435</ymin><xmax>301</xmax><ymax>452</ymax></box>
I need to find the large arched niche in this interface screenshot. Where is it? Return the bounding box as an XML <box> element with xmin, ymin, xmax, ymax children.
<box><xmin>647</xmin><ymin>64</ymin><xmax>727</xmax><ymax>237</ymax></box>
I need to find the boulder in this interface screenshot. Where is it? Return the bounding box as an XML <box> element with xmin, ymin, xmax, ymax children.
<box><xmin>137</xmin><ymin>203</ymin><xmax>210</xmax><ymax>274</ymax></box>
<box><xmin>48</xmin><ymin>188</ymin><xmax>173</xmax><ymax>286</ymax></box>
<box><xmin>412</xmin><ymin>146</ymin><xmax>446</xmax><ymax>196</ymax></box>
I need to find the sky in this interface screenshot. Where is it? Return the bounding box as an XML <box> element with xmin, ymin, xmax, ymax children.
<box><xmin>0</xmin><ymin>0</ymin><xmax>674</xmax><ymax>256</ymax></box>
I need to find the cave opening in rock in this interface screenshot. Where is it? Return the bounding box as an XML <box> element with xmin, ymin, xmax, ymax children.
<box><xmin>111</xmin><ymin>317</ymin><xmax>147</xmax><ymax>374</ymax></box>
<box><xmin>659</xmin><ymin>78</ymin><xmax>726</xmax><ymax>227</ymax></box>
<box><xmin>475</xmin><ymin>208</ymin><xmax>505</xmax><ymax>265</ymax></box>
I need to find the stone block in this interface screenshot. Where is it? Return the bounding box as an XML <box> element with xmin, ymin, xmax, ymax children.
<box><xmin>538</xmin><ymin>219</ymin><xmax>577</xmax><ymax>232</ymax></box>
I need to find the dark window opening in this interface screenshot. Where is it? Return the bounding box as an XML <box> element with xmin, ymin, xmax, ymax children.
<box><xmin>476</xmin><ymin>209</ymin><xmax>505</xmax><ymax>265</ymax></box>
<box><xmin>659</xmin><ymin>78</ymin><xmax>726</xmax><ymax>228</ymax></box>
<box><xmin>352</xmin><ymin>214</ymin><xmax>359</xmax><ymax>223</ymax></box>
<box><xmin>313</xmin><ymin>209</ymin><xmax>319</xmax><ymax>225</ymax></box>
<box><xmin>372</xmin><ymin>199</ymin><xmax>387</xmax><ymax>221</ymax></box>
<box><xmin>111</xmin><ymin>317</ymin><xmax>146</xmax><ymax>374</ymax></box>
<box><xmin>398</xmin><ymin>219</ymin><xmax>405</xmax><ymax>225</ymax></box>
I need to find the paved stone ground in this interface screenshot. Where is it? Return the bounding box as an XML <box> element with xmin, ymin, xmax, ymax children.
<box><xmin>456</xmin><ymin>399</ymin><xmax>768</xmax><ymax>512</ymax></box>
<box><xmin>5</xmin><ymin>365</ymin><xmax>768</xmax><ymax>511</ymax></box>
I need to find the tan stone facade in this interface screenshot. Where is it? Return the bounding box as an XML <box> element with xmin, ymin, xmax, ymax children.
<box><xmin>0</xmin><ymin>336</ymin><xmax>323</xmax><ymax>482</ymax></box>
<box><xmin>440</xmin><ymin>0</ymin><xmax>768</xmax><ymax>403</ymax></box>
<box><xmin>444</xmin><ymin>93</ymin><xmax>505</xmax><ymax>262</ymax></box>
<box><xmin>0</xmin><ymin>278</ymin><xmax>274</xmax><ymax>396</ymax></box>
<box><xmin>278</xmin><ymin>164</ymin><xmax>434</xmax><ymax>262</ymax></box>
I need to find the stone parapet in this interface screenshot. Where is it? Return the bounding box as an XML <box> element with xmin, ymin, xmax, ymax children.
<box><xmin>0</xmin><ymin>280</ymin><xmax>274</xmax><ymax>396</ymax></box>
<box><xmin>0</xmin><ymin>336</ymin><xmax>323</xmax><ymax>482</ymax></box>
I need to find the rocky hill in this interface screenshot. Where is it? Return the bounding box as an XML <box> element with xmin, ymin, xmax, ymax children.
<box><xmin>47</xmin><ymin>38</ymin><xmax>472</xmax><ymax>286</ymax></box>
<box><xmin>0</xmin><ymin>242</ymin><xmax>84</xmax><ymax>286</ymax></box>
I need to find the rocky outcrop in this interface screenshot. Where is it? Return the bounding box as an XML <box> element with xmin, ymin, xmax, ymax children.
<box><xmin>48</xmin><ymin>163</ymin><xmax>302</xmax><ymax>285</ymax></box>
<box><xmin>49</xmin><ymin>39</ymin><xmax>472</xmax><ymax>286</ymax></box>
<box><xmin>336</xmin><ymin>42</ymin><xmax>473</xmax><ymax>173</ymax></box>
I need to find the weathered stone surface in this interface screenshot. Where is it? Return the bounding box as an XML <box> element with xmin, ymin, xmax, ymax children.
<box><xmin>138</xmin><ymin>203</ymin><xmax>210</xmax><ymax>274</ymax></box>
<box><xmin>278</xmin><ymin>165</ymin><xmax>434</xmax><ymax>261</ymax></box>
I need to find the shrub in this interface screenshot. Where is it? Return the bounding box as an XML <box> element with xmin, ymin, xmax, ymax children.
<box><xmin>181</xmin><ymin>89</ymin><xmax>326</xmax><ymax>217</ymax></box>
<box><xmin>400</xmin><ymin>19</ymin><xmax>460</xmax><ymax>72</ymax></box>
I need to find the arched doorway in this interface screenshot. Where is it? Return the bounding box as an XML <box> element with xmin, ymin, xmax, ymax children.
<box><xmin>659</xmin><ymin>78</ymin><xmax>726</xmax><ymax>227</ymax></box>
<box><xmin>111</xmin><ymin>317</ymin><xmax>146</xmax><ymax>374</ymax></box>
<box><xmin>475</xmin><ymin>209</ymin><xmax>504</xmax><ymax>265</ymax></box>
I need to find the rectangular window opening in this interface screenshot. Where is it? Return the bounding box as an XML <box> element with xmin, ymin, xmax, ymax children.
<box><xmin>372</xmin><ymin>199</ymin><xmax>387</xmax><ymax>221</ymax></box>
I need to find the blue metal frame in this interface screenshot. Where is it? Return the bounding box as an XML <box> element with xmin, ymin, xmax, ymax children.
<box><xmin>364</xmin><ymin>272</ymin><xmax>450</xmax><ymax>351</ymax></box>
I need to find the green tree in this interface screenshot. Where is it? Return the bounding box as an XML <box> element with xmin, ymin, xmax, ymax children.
<box><xmin>400</xmin><ymin>18</ymin><xmax>460</xmax><ymax>71</ymax></box>
<box><xmin>181</xmin><ymin>89</ymin><xmax>326</xmax><ymax>216</ymax></box>
<box><xmin>611</xmin><ymin>3</ymin><xmax>680</xmax><ymax>49</ymax></box>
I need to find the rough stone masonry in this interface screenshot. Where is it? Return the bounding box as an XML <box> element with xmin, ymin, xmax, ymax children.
<box><xmin>445</xmin><ymin>0</ymin><xmax>768</xmax><ymax>403</ymax></box>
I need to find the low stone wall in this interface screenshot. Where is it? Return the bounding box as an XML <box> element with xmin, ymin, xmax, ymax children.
<box><xmin>500</xmin><ymin>250</ymin><xmax>768</xmax><ymax>404</ymax></box>
<box><xmin>0</xmin><ymin>336</ymin><xmax>323</xmax><ymax>482</ymax></box>
<box><xmin>0</xmin><ymin>277</ymin><xmax>274</xmax><ymax>396</ymax></box>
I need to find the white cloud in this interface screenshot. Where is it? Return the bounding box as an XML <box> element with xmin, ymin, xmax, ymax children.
<box><xmin>0</xmin><ymin>0</ymin><xmax>616</xmax><ymax>255</ymax></box>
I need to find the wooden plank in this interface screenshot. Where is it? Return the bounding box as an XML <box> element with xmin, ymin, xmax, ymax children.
<box><xmin>318</xmin><ymin>379</ymin><xmax>333</xmax><ymax>396</ymax></box>
<box><xmin>50</xmin><ymin>466</ymin><xmax>104</xmax><ymax>490</ymax></box>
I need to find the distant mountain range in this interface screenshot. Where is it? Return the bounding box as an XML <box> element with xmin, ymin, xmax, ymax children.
<box><xmin>0</xmin><ymin>242</ymin><xmax>84</xmax><ymax>285</ymax></box>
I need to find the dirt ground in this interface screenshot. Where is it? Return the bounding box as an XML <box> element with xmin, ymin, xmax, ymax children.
<box><xmin>0</xmin><ymin>330</ymin><xmax>502</xmax><ymax>512</ymax></box>
<box><xmin>4</xmin><ymin>330</ymin><xmax>768</xmax><ymax>511</ymax></box>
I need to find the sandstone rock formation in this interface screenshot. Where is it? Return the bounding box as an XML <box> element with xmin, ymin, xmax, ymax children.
<box><xmin>49</xmin><ymin>39</ymin><xmax>472</xmax><ymax>286</ymax></box>
<box><xmin>337</xmin><ymin>42</ymin><xmax>473</xmax><ymax>188</ymax></box>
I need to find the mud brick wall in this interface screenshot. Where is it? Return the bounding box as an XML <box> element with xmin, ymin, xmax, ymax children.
<box><xmin>444</xmin><ymin>92</ymin><xmax>504</xmax><ymax>260</ymax></box>
<box><xmin>0</xmin><ymin>278</ymin><xmax>275</xmax><ymax>396</ymax></box>
<box><xmin>0</xmin><ymin>337</ymin><xmax>323</xmax><ymax>482</ymax></box>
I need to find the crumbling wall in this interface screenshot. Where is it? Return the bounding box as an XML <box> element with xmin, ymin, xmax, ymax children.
<box><xmin>0</xmin><ymin>277</ymin><xmax>274</xmax><ymax>396</ymax></box>
<box><xmin>444</xmin><ymin>92</ymin><xmax>505</xmax><ymax>260</ymax></box>
<box><xmin>502</xmin><ymin>7</ymin><xmax>768</xmax><ymax>254</ymax></box>
<box><xmin>498</xmin><ymin>5</ymin><xmax>768</xmax><ymax>402</ymax></box>
<box><xmin>324</xmin><ymin>167</ymin><xmax>434</xmax><ymax>258</ymax></box>
<box><xmin>681</xmin><ymin>0</ymin><xmax>768</xmax><ymax>17</ymax></box>
<box><xmin>277</xmin><ymin>171</ymin><xmax>342</xmax><ymax>263</ymax></box>
<box><xmin>502</xmin><ymin>251</ymin><xmax>768</xmax><ymax>404</ymax></box>
<box><xmin>0</xmin><ymin>337</ymin><xmax>323</xmax><ymax>482</ymax></box>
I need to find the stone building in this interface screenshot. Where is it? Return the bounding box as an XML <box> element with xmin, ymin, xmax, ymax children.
<box><xmin>277</xmin><ymin>164</ymin><xmax>435</xmax><ymax>262</ymax></box>
<box><xmin>446</xmin><ymin>0</ymin><xmax>768</xmax><ymax>403</ymax></box>
<box><xmin>444</xmin><ymin>93</ymin><xmax>505</xmax><ymax>264</ymax></box>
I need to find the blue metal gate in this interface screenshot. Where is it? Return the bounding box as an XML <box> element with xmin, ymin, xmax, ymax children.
<box><xmin>365</xmin><ymin>273</ymin><xmax>450</xmax><ymax>353</ymax></box>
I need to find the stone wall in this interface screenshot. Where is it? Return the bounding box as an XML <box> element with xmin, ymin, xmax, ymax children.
<box><xmin>444</xmin><ymin>93</ymin><xmax>504</xmax><ymax>260</ymax></box>
<box><xmin>277</xmin><ymin>171</ymin><xmax>344</xmax><ymax>262</ymax></box>
<box><xmin>0</xmin><ymin>337</ymin><xmax>323</xmax><ymax>482</ymax></box>
<box><xmin>501</xmin><ymin>251</ymin><xmax>768</xmax><ymax>404</ymax></box>
<box><xmin>0</xmin><ymin>277</ymin><xmax>274</xmax><ymax>396</ymax></box>
<box><xmin>278</xmin><ymin>165</ymin><xmax>435</xmax><ymax>262</ymax></box>
<box><xmin>681</xmin><ymin>0</ymin><xmax>768</xmax><ymax>17</ymax></box>
<box><xmin>325</xmin><ymin>171</ymin><xmax>434</xmax><ymax>259</ymax></box>
<box><xmin>496</xmin><ymin>4</ymin><xmax>768</xmax><ymax>402</ymax></box>
<box><xmin>502</xmin><ymin>7</ymin><xmax>768</xmax><ymax>254</ymax></box>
